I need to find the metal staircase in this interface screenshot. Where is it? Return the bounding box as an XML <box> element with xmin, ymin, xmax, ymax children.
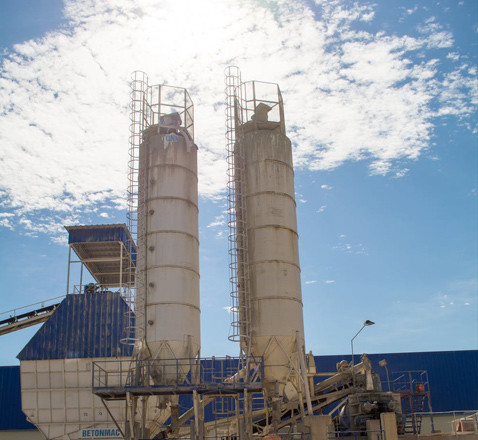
<box><xmin>402</xmin><ymin>395</ymin><xmax>426</xmax><ymax>434</ymax></box>
<box><xmin>391</xmin><ymin>370</ymin><xmax>433</xmax><ymax>435</ymax></box>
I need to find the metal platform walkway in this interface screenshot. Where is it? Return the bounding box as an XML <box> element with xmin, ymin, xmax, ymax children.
<box><xmin>92</xmin><ymin>356</ymin><xmax>264</xmax><ymax>400</ymax></box>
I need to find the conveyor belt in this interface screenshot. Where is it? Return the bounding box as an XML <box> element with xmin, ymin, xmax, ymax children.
<box><xmin>0</xmin><ymin>303</ymin><xmax>60</xmax><ymax>336</ymax></box>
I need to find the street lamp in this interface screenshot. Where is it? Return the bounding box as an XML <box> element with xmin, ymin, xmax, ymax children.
<box><xmin>351</xmin><ymin>320</ymin><xmax>375</xmax><ymax>391</ymax></box>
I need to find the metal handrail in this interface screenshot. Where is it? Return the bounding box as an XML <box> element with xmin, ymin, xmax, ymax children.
<box><xmin>92</xmin><ymin>356</ymin><xmax>264</xmax><ymax>392</ymax></box>
<box><xmin>0</xmin><ymin>295</ymin><xmax>65</xmax><ymax>318</ymax></box>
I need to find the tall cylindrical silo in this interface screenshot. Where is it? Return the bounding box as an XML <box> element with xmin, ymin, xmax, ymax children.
<box><xmin>140</xmin><ymin>125</ymin><xmax>200</xmax><ymax>367</ymax></box>
<box><xmin>129</xmin><ymin>76</ymin><xmax>199</xmax><ymax>437</ymax></box>
<box><xmin>234</xmin><ymin>83</ymin><xmax>305</xmax><ymax>417</ymax></box>
<box><xmin>131</xmin><ymin>79</ymin><xmax>200</xmax><ymax>381</ymax></box>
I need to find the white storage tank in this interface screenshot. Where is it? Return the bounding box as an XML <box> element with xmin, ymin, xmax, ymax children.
<box><xmin>129</xmin><ymin>77</ymin><xmax>200</xmax><ymax>385</ymax></box>
<box><xmin>140</xmin><ymin>122</ymin><xmax>200</xmax><ymax>368</ymax></box>
<box><xmin>234</xmin><ymin>82</ymin><xmax>305</xmax><ymax>407</ymax></box>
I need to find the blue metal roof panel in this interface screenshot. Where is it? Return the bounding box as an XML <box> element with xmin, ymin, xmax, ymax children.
<box><xmin>65</xmin><ymin>224</ymin><xmax>137</xmax><ymax>265</ymax></box>
<box><xmin>0</xmin><ymin>366</ymin><xmax>36</xmax><ymax>430</ymax></box>
<box><xmin>17</xmin><ymin>292</ymin><xmax>133</xmax><ymax>360</ymax></box>
<box><xmin>66</xmin><ymin>224</ymin><xmax>132</xmax><ymax>245</ymax></box>
<box><xmin>313</xmin><ymin>350</ymin><xmax>478</xmax><ymax>412</ymax></box>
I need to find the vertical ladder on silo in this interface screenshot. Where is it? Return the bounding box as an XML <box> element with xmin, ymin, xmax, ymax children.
<box><xmin>225</xmin><ymin>66</ymin><xmax>252</xmax><ymax>357</ymax></box>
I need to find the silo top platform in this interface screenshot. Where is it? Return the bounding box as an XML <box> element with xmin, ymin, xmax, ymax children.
<box><xmin>64</xmin><ymin>224</ymin><xmax>136</xmax><ymax>287</ymax></box>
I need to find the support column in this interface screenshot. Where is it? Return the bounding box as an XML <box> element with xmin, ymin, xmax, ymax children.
<box><xmin>304</xmin><ymin>415</ymin><xmax>332</xmax><ymax>440</ymax></box>
<box><xmin>366</xmin><ymin>419</ymin><xmax>381</xmax><ymax>440</ymax></box>
<box><xmin>297</xmin><ymin>332</ymin><xmax>313</xmax><ymax>417</ymax></box>
<box><xmin>241</xmin><ymin>388</ymin><xmax>252</xmax><ymax>440</ymax></box>
<box><xmin>191</xmin><ymin>390</ymin><xmax>204</xmax><ymax>440</ymax></box>
<box><xmin>170</xmin><ymin>403</ymin><xmax>180</xmax><ymax>436</ymax></box>
<box><xmin>380</xmin><ymin>413</ymin><xmax>398</xmax><ymax>440</ymax></box>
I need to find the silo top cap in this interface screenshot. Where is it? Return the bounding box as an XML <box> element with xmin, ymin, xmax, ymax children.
<box><xmin>160</xmin><ymin>112</ymin><xmax>182</xmax><ymax>127</ymax></box>
<box><xmin>251</xmin><ymin>103</ymin><xmax>272</xmax><ymax>123</ymax></box>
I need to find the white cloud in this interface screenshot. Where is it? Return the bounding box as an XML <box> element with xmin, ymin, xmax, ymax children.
<box><xmin>436</xmin><ymin>279</ymin><xmax>477</xmax><ymax>309</ymax></box>
<box><xmin>0</xmin><ymin>212</ymin><xmax>14</xmax><ymax>229</ymax></box>
<box><xmin>0</xmin><ymin>0</ymin><xmax>475</xmax><ymax>239</ymax></box>
<box><xmin>207</xmin><ymin>215</ymin><xmax>226</xmax><ymax>228</ymax></box>
<box><xmin>333</xmin><ymin>240</ymin><xmax>368</xmax><ymax>255</ymax></box>
<box><xmin>447</xmin><ymin>52</ymin><xmax>460</xmax><ymax>61</ymax></box>
<box><xmin>316</xmin><ymin>205</ymin><xmax>327</xmax><ymax>213</ymax></box>
<box><xmin>394</xmin><ymin>168</ymin><xmax>409</xmax><ymax>178</ymax></box>
<box><xmin>371</xmin><ymin>279</ymin><xmax>477</xmax><ymax>348</ymax></box>
<box><xmin>320</xmin><ymin>184</ymin><xmax>333</xmax><ymax>190</ymax></box>
<box><xmin>305</xmin><ymin>280</ymin><xmax>317</xmax><ymax>285</ymax></box>
<box><xmin>99</xmin><ymin>212</ymin><xmax>109</xmax><ymax>218</ymax></box>
<box><xmin>325</xmin><ymin>280</ymin><xmax>335</xmax><ymax>284</ymax></box>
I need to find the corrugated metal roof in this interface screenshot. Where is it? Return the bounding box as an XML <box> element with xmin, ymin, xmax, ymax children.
<box><xmin>313</xmin><ymin>351</ymin><xmax>478</xmax><ymax>412</ymax></box>
<box><xmin>0</xmin><ymin>366</ymin><xmax>36</xmax><ymax>430</ymax></box>
<box><xmin>17</xmin><ymin>292</ymin><xmax>133</xmax><ymax>360</ymax></box>
<box><xmin>65</xmin><ymin>223</ymin><xmax>134</xmax><ymax>240</ymax></box>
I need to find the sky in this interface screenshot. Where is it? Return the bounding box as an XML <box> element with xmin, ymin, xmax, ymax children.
<box><xmin>0</xmin><ymin>0</ymin><xmax>476</xmax><ymax>366</ymax></box>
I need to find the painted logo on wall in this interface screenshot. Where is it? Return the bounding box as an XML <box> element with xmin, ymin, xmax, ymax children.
<box><xmin>81</xmin><ymin>428</ymin><xmax>121</xmax><ymax>438</ymax></box>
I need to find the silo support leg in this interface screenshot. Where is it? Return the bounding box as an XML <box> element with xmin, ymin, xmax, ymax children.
<box><xmin>171</xmin><ymin>403</ymin><xmax>180</xmax><ymax>435</ymax></box>
<box><xmin>141</xmin><ymin>396</ymin><xmax>150</xmax><ymax>439</ymax></box>
<box><xmin>125</xmin><ymin>392</ymin><xmax>135</xmax><ymax>440</ymax></box>
<box><xmin>297</xmin><ymin>390</ymin><xmax>306</xmax><ymax>420</ymax></box>
<box><xmin>271</xmin><ymin>398</ymin><xmax>281</xmax><ymax>432</ymax></box>
<box><xmin>192</xmin><ymin>390</ymin><xmax>204</xmax><ymax>440</ymax></box>
<box><xmin>296</xmin><ymin>332</ymin><xmax>313</xmax><ymax>417</ymax></box>
<box><xmin>242</xmin><ymin>389</ymin><xmax>252</xmax><ymax>440</ymax></box>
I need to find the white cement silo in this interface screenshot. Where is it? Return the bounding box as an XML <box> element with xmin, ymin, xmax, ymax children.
<box><xmin>140</xmin><ymin>123</ymin><xmax>200</xmax><ymax>366</ymax></box>
<box><xmin>129</xmin><ymin>75</ymin><xmax>200</xmax><ymax>375</ymax></box>
<box><xmin>232</xmin><ymin>81</ymin><xmax>306</xmax><ymax>426</ymax></box>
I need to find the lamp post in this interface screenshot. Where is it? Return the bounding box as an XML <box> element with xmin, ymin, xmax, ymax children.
<box><xmin>351</xmin><ymin>320</ymin><xmax>375</xmax><ymax>391</ymax></box>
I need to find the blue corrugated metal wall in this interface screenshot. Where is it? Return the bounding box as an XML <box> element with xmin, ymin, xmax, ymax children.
<box><xmin>0</xmin><ymin>366</ymin><xmax>36</xmax><ymax>430</ymax></box>
<box><xmin>17</xmin><ymin>292</ymin><xmax>133</xmax><ymax>360</ymax></box>
<box><xmin>313</xmin><ymin>351</ymin><xmax>478</xmax><ymax>411</ymax></box>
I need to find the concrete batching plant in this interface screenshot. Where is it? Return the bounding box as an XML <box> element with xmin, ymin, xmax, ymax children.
<box><xmin>8</xmin><ymin>69</ymin><xmax>409</xmax><ymax>440</ymax></box>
